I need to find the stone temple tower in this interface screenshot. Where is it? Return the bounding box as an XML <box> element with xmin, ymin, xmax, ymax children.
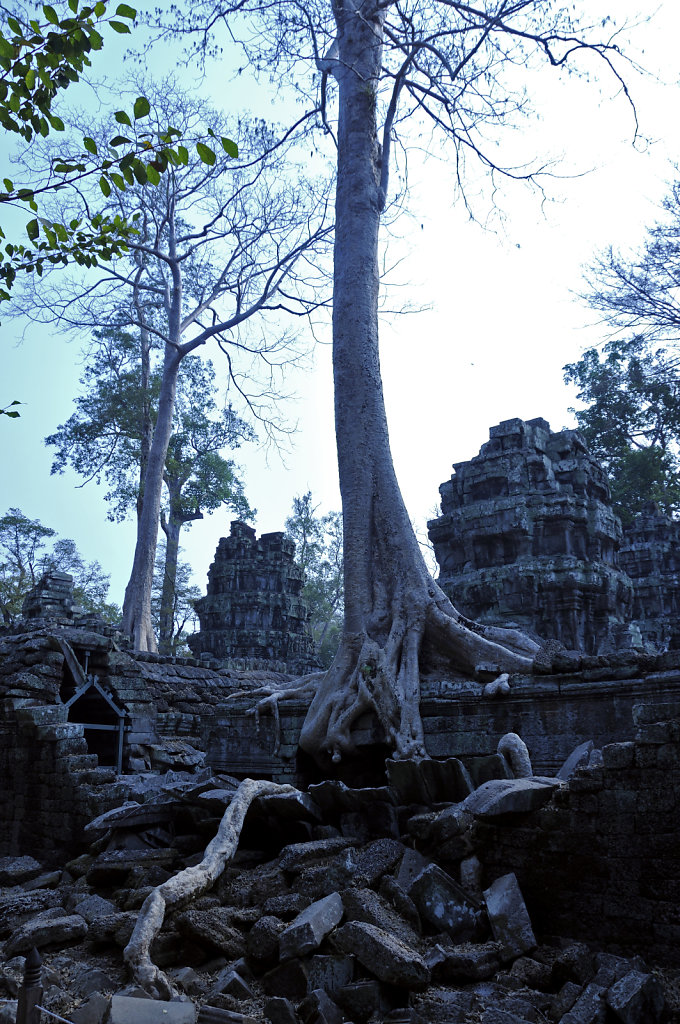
<box><xmin>188</xmin><ymin>521</ymin><xmax>318</xmax><ymax>673</ymax></box>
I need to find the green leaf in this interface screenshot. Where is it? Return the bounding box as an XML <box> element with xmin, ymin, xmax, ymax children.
<box><xmin>145</xmin><ymin>163</ymin><xmax>160</xmax><ymax>185</ymax></box>
<box><xmin>114</xmin><ymin>110</ymin><xmax>131</xmax><ymax>126</ymax></box>
<box><xmin>196</xmin><ymin>142</ymin><xmax>216</xmax><ymax>165</ymax></box>
<box><xmin>26</xmin><ymin>218</ymin><xmax>39</xmax><ymax>241</ymax></box>
<box><xmin>25</xmin><ymin>68</ymin><xmax>36</xmax><ymax>90</ymax></box>
<box><xmin>109</xmin><ymin>20</ymin><xmax>130</xmax><ymax>32</ymax></box>
<box><xmin>48</xmin><ymin>114</ymin><xmax>65</xmax><ymax>131</ymax></box>
<box><xmin>7</xmin><ymin>17</ymin><xmax>22</xmax><ymax>34</ymax></box>
<box><xmin>221</xmin><ymin>137</ymin><xmax>238</xmax><ymax>158</ymax></box>
<box><xmin>110</xmin><ymin>172</ymin><xmax>125</xmax><ymax>190</ymax></box>
<box><xmin>94</xmin><ymin>1</ymin><xmax>106</xmax><ymax>13</ymax></box>
<box><xmin>3</xmin><ymin>178</ymin><xmax>13</xmax><ymax>192</ymax></box>
<box><xmin>109</xmin><ymin>134</ymin><xmax>130</xmax><ymax>146</ymax></box>
<box><xmin>115</xmin><ymin>3</ymin><xmax>137</xmax><ymax>18</ymax></box>
<box><xmin>133</xmin><ymin>96</ymin><xmax>150</xmax><ymax>120</ymax></box>
<box><xmin>132</xmin><ymin>161</ymin><xmax>147</xmax><ymax>184</ymax></box>
<box><xmin>42</xmin><ymin>5</ymin><xmax>59</xmax><ymax>24</ymax></box>
<box><xmin>177</xmin><ymin>145</ymin><xmax>188</xmax><ymax>165</ymax></box>
<box><xmin>83</xmin><ymin>136</ymin><xmax>97</xmax><ymax>155</ymax></box>
<box><xmin>99</xmin><ymin>175</ymin><xmax>111</xmax><ymax>197</ymax></box>
<box><xmin>0</xmin><ymin>36</ymin><xmax>14</xmax><ymax>59</ymax></box>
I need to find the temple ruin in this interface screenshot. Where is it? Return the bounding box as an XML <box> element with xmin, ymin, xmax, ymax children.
<box><xmin>429</xmin><ymin>416</ymin><xmax>680</xmax><ymax>655</ymax></box>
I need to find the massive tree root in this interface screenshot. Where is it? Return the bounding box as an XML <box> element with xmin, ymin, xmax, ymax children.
<box><xmin>124</xmin><ymin>778</ymin><xmax>295</xmax><ymax>999</ymax></box>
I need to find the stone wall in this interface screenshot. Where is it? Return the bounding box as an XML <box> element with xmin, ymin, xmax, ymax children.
<box><xmin>474</xmin><ymin>700</ymin><xmax>680</xmax><ymax>965</ymax></box>
<box><xmin>619</xmin><ymin>502</ymin><xmax>680</xmax><ymax>650</ymax></box>
<box><xmin>189</xmin><ymin>521</ymin><xmax>317</xmax><ymax>673</ymax></box>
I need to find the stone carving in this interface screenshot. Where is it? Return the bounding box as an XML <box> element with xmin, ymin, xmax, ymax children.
<box><xmin>428</xmin><ymin>417</ymin><xmax>633</xmax><ymax>653</ymax></box>
<box><xmin>188</xmin><ymin>521</ymin><xmax>317</xmax><ymax>673</ymax></box>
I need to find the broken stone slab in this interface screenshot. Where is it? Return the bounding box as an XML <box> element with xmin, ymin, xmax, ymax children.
<box><xmin>333</xmin><ymin>921</ymin><xmax>430</xmax><ymax>990</ymax></box>
<box><xmin>23</xmin><ymin>871</ymin><xmax>62</xmax><ymax>891</ymax></box>
<box><xmin>464</xmin><ymin>778</ymin><xmax>561</xmax><ymax>818</ymax></box>
<box><xmin>483</xmin><ymin>873</ymin><xmax>536</xmax><ymax>962</ymax></box>
<box><xmin>175</xmin><ymin>908</ymin><xmax>246</xmax><ymax>959</ymax></box>
<box><xmin>279</xmin><ymin>892</ymin><xmax>344</xmax><ymax>961</ymax></box>
<box><xmin>278</xmin><ymin>838</ymin><xmax>353</xmax><ymax>874</ymax></box>
<box><xmin>109</xmin><ymin>995</ymin><xmax>196</xmax><ymax>1024</ymax></box>
<box><xmin>465</xmin><ymin>754</ymin><xmax>514</xmax><ymax>788</ymax></box>
<box><xmin>5</xmin><ymin>909</ymin><xmax>88</xmax><ymax>955</ymax></box>
<box><xmin>193</xmin><ymin>789</ymin><xmax>236</xmax><ymax>813</ymax></box>
<box><xmin>70</xmin><ymin>991</ymin><xmax>110</xmax><ymax>1024</ymax></box>
<box><xmin>0</xmin><ymin>889</ymin><xmax>64</xmax><ymax>934</ymax></box>
<box><xmin>430</xmin><ymin>941</ymin><xmax>502</xmax><ymax>982</ymax></box>
<box><xmin>606</xmin><ymin>970</ymin><xmax>666</xmax><ymax>1024</ymax></box>
<box><xmin>292</xmin><ymin>848</ymin><xmax>357</xmax><ymax>900</ymax></box>
<box><xmin>264</xmin><ymin>893</ymin><xmax>311</xmax><ymax>920</ymax></box>
<box><xmin>83</xmin><ymin>801</ymin><xmax>176</xmax><ymax>837</ymax></box>
<box><xmin>558</xmin><ymin>982</ymin><xmax>606</xmax><ymax>1024</ymax></box>
<box><xmin>353</xmin><ymin>838</ymin><xmax>405</xmax><ymax>886</ymax></box>
<box><xmin>298</xmin><ymin>989</ymin><xmax>344</xmax><ymax>1024</ymax></box>
<box><xmin>378</xmin><ymin>876</ymin><xmax>421</xmax><ymax>933</ymax></box>
<box><xmin>0</xmin><ymin>855</ymin><xmax>43</xmax><ymax>885</ymax></box>
<box><xmin>257</xmin><ymin>790</ymin><xmax>323</xmax><ymax>822</ymax></box>
<box><xmin>308</xmin><ymin>780</ymin><xmax>397</xmax><ymax>814</ymax></box>
<box><xmin>395</xmin><ymin>847</ymin><xmax>431</xmax><ymax>892</ymax></box>
<box><xmin>73</xmin><ymin>894</ymin><xmax>117</xmax><ymax>923</ymax></box>
<box><xmin>557</xmin><ymin>741</ymin><xmax>594</xmax><ymax>781</ymax></box>
<box><xmin>341</xmin><ymin>887</ymin><xmax>420</xmax><ymax>948</ymax></box>
<box><xmin>210</xmin><ymin>969</ymin><xmax>253</xmax><ymax>1001</ymax></box>
<box><xmin>408</xmin><ymin>864</ymin><xmax>485</xmax><ymax>942</ymax></box>
<box><xmin>306</xmin><ymin>954</ymin><xmax>354</xmax><ymax>999</ymax></box>
<box><xmin>246</xmin><ymin>915</ymin><xmax>286</xmax><ymax>966</ymax></box>
<box><xmin>385</xmin><ymin>756</ymin><xmax>472</xmax><ymax>804</ymax></box>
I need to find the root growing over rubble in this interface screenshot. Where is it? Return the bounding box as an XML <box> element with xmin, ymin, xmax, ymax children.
<box><xmin>123</xmin><ymin>777</ymin><xmax>295</xmax><ymax>999</ymax></box>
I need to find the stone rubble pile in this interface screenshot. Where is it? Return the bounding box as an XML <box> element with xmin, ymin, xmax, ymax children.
<box><xmin>0</xmin><ymin>746</ymin><xmax>669</xmax><ymax>1024</ymax></box>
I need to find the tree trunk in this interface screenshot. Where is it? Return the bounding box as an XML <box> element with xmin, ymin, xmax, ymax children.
<box><xmin>299</xmin><ymin>0</ymin><xmax>539</xmax><ymax>766</ymax></box>
<box><xmin>158</xmin><ymin>503</ymin><xmax>182</xmax><ymax>654</ymax></box>
<box><xmin>122</xmin><ymin>345</ymin><xmax>182</xmax><ymax>651</ymax></box>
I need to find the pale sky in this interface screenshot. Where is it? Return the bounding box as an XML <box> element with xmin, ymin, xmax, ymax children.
<box><xmin>2</xmin><ymin>1</ymin><xmax>680</xmax><ymax>607</ymax></box>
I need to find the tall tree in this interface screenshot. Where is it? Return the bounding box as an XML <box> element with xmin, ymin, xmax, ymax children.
<box><xmin>45</xmin><ymin>333</ymin><xmax>255</xmax><ymax>649</ymax></box>
<box><xmin>564</xmin><ymin>336</ymin><xmax>680</xmax><ymax>523</ymax></box>
<box><xmin>285</xmin><ymin>492</ymin><xmax>343</xmax><ymax>668</ymax></box>
<box><xmin>151</xmin><ymin>543</ymin><xmax>201</xmax><ymax>655</ymax></box>
<box><xmin>176</xmin><ymin>0</ymin><xmax>637</xmax><ymax>765</ymax></box>
<box><xmin>14</xmin><ymin>78</ymin><xmax>331</xmax><ymax>650</ymax></box>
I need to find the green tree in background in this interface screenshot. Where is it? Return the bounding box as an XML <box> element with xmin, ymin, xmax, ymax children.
<box><xmin>46</xmin><ymin>331</ymin><xmax>255</xmax><ymax>649</ymax></box>
<box><xmin>151</xmin><ymin>542</ymin><xmax>200</xmax><ymax>655</ymax></box>
<box><xmin>564</xmin><ymin>337</ymin><xmax>680</xmax><ymax>524</ymax></box>
<box><xmin>0</xmin><ymin>506</ymin><xmax>118</xmax><ymax>622</ymax></box>
<box><xmin>286</xmin><ymin>492</ymin><xmax>343</xmax><ymax>669</ymax></box>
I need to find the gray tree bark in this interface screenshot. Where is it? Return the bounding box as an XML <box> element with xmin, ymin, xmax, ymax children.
<box><xmin>299</xmin><ymin>0</ymin><xmax>539</xmax><ymax>766</ymax></box>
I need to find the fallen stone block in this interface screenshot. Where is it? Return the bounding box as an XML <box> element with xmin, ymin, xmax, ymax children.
<box><xmin>333</xmin><ymin>920</ymin><xmax>430</xmax><ymax>990</ymax></box>
<box><xmin>176</xmin><ymin>908</ymin><xmax>246</xmax><ymax>959</ymax></box>
<box><xmin>246</xmin><ymin>915</ymin><xmax>286</xmax><ymax>966</ymax></box>
<box><xmin>279</xmin><ymin>838</ymin><xmax>353</xmax><ymax>874</ymax></box>
<box><xmin>385</xmin><ymin>756</ymin><xmax>472</xmax><ymax>803</ymax></box>
<box><xmin>298</xmin><ymin>988</ymin><xmax>343</xmax><ymax>1024</ymax></box>
<box><xmin>170</xmin><ymin>967</ymin><xmax>207</xmax><ymax>997</ymax></box>
<box><xmin>342</xmin><ymin>887</ymin><xmax>419</xmax><ymax>947</ymax></box>
<box><xmin>73</xmin><ymin>894</ymin><xmax>117</xmax><ymax>923</ymax></box>
<box><xmin>261</xmin><ymin>958</ymin><xmax>309</xmax><ymax>1001</ymax></box>
<box><xmin>378</xmin><ymin>876</ymin><xmax>421</xmax><ymax>933</ymax></box>
<box><xmin>465</xmin><ymin>753</ymin><xmax>513</xmax><ymax>788</ymax></box>
<box><xmin>263</xmin><ymin>996</ymin><xmax>298</xmax><ymax>1024</ymax></box>
<box><xmin>395</xmin><ymin>848</ymin><xmax>431</xmax><ymax>892</ymax></box>
<box><xmin>559</xmin><ymin>983</ymin><xmax>606</xmax><ymax>1024</ymax></box>
<box><xmin>279</xmin><ymin>892</ymin><xmax>343</xmax><ymax>961</ymax></box>
<box><xmin>0</xmin><ymin>889</ymin><xmax>64</xmax><ymax>934</ymax></box>
<box><xmin>0</xmin><ymin>855</ymin><xmax>44</xmax><ymax>885</ymax></box>
<box><xmin>464</xmin><ymin>778</ymin><xmax>561</xmax><ymax>818</ymax></box>
<box><xmin>292</xmin><ymin>849</ymin><xmax>357</xmax><ymax>900</ymax></box>
<box><xmin>551</xmin><ymin>981</ymin><xmax>582</xmax><ymax>1021</ymax></box>
<box><xmin>109</xmin><ymin>995</ymin><xmax>196</xmax><ymax>1024</ymax></box>
<box><xmin>336</xmin><ymin>979</ymin><xmax>383</xmax><ymax>1022</ymax></box>
<box><xmin>264</xmin><ymin>893</ymin><xmax>311</xmax><ymax>920</ymax></box>
<box><xmin>606</xmin><ymin>970</ymin><xmax>665</xmax><ymax>1024</ymax></box>
<box><xmin>308</xmin><ymin>781</ymin><xmax>397</xmax><ymax>814</ymax></box>
<box><xmin>307</xmin><ymin>954</ymin><xmax>354</xmax><ymax>998</ymax></box>
<box><xmin>198</xmin><ymin>1008</ymin><xmax>258</xmax><ymax>1024</ymax></box>
<box><xmin>70</xmin><ymin>991</ymin><xmax>110</xmax><ymax>1024</ymax></box>
<box><xmin>5</xmin><ymin>909</ymin><xmax>88</xmax><ymax>955</ymax></box>
<box><xmin>431</xmin><ymin>940</ymin><xmax>502</xmax><ymax>982</ymax></box>
<box><xmin>209</xmin><ymin>969</ymin><xmax>253</xmax><ymax>1001</ymax></box>
<box><xmin>353</xmin><ymin>838</ymin><xmax>404</xmax><ymax>886</ymax></box>
<box><xmin>483</xmin><ymin>873</ymin><xmax>536</xmax><ymax>961</ymax></box>
<box><xmin>257</xmin><ymin>790</ymin><xmax>323</xmax><ymax>823</ymax></box>
<box><xmin>408</xmin><ymin>863</ymin><xmax>485</xmax><ymax>942</ymax></box>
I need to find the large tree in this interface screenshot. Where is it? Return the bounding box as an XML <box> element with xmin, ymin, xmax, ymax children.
<box><xmin>564</xmin><ymin>337</ymin><xmax>680</xmax><ymax>523</ymax></box>
<box><xmin>186</xmin><ymin>0</ymin><xmax>636</xmax><ymax>766</ymax></box>
<box><xmin>14</xmin><ymin>78</ymin><xmax>331</xmax><ymax>650</ymax></box>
